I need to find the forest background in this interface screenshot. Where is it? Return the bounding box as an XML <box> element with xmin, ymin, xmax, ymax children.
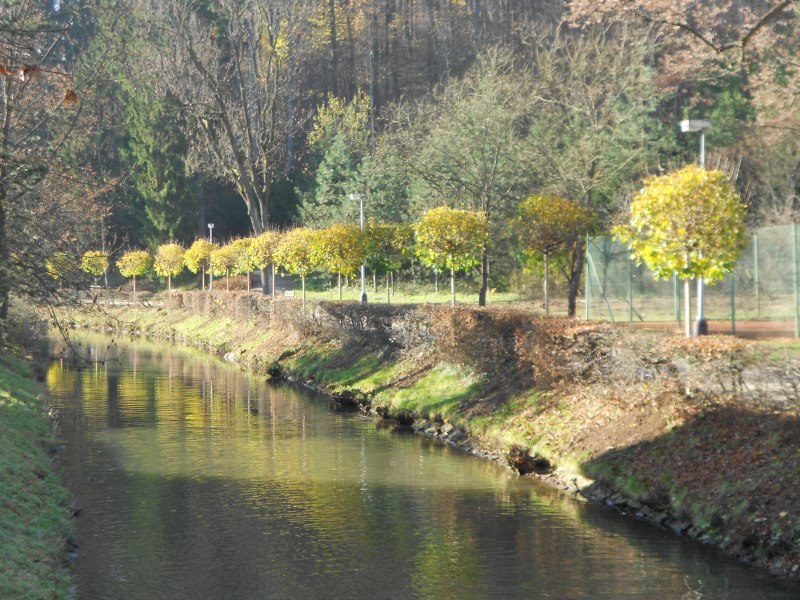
<box><xmin>3</xmin><ymin>0</ymin><xmax>800</xmax><ymax>321</ymax></box>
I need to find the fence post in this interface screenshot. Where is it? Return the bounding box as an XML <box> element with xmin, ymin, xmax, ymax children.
<box><xmin>753</xmin><ymin>232</ymin><xmax>760</xmax><ymax>319</ymax></box>
<box><xmin>730</xmin><ymin>273</ymin><xmax>736</xmax><ymax>335</ymax></box>
<box><xmin>585</xmin><ymin>235</ymin><xmax>590</xmax><ymax>321</ymax></box>
<box><xmin>628</xmin><ymin>256</ymin><xmax>633</xmax><ymax>325</ymax></box>
<box><xmin>794</xmin><ymin>223</ymin><xmax>799</xmax><ymax>338</ymax></box>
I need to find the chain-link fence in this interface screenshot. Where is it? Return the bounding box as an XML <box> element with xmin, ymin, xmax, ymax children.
<box><xmin>585</xmin><ymin>224</ymin><xmax>800</xmax><ymax>335</ymax></box>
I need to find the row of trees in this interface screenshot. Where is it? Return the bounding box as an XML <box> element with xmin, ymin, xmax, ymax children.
<box><xmin>84</xmin><ymin>200</ymin><xmax>595</xmax><ymax>307</ymax></box>
<box><xmin>81</xmin><ymin>163</ymin><xmax>747</xmax><ymax>337</ymax></box>
<box><xmin>0</xmin><ymin>0</ymin><xmax>793</xmax><ymax>333</ymax></box>
<box><xmin>102</xmin><ymin>207</ymin><xmax>484</xmax><ymax>305</ymax></box>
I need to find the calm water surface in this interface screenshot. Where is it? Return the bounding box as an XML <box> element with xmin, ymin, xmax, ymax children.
<box><xmin>48</xmin><ymin>334</ymin><xmax>798</xmax><ymax>599</ymax></box>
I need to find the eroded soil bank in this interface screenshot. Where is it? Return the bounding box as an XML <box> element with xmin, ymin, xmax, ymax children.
<box><xmin>60</xmin><ymin>291</ymin><xmax>800</xmax><ymax>580</ymax></box>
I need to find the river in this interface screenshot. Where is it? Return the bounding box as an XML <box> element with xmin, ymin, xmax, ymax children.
<box><xmin>47</xmin><ymin>334</ymin><xmax>797</xmax><ymax>599</ymax></box>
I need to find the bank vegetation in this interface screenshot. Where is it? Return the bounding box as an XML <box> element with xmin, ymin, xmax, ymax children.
<box><xmin>63</xmin><ymin>291</ymin><xmax>800</xmax><ymax>580</ymax></box>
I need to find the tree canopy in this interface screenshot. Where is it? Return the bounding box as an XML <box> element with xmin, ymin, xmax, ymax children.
<box><xmin>414</xmin><ymin>207</ymin><xmax>488</xmax><ymax>305</ymax></box>
<box><xmin>117</xmin><ymin>250</ymin><xmax>153</xmax><ymax>294</ymax></box>
<box><xmin>154</xmin><ymin>243</ymin><xmax>186</xmax><ymax>291</ymax></box>
<box><xmin>4</xmin><ymin>0</ymin><xmax>800</xmax><ymax>326</ymax></box>
<box><xmin>274</xmin><ymin>228</ymin><xmax>324</xmax><ymax>304</ymax></box>
<box><xmin>615</xmin><ymin>165</ymin><xmax>748</xmax><ymax>284</ymax></box>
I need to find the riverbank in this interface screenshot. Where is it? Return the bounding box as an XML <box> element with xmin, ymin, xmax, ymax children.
<box><xmin>0</xmin><ymin>319</ymin><xmax>71</xmax><ymax>598</ymax></box>
<box><xmin>60</xmin><ymin>291</ymin><xmax>800</xmax><ymax>580</ymax></box>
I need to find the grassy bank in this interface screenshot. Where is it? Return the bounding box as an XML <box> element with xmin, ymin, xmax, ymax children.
<box><xmin>63</xmin><ymin>291</ymin><xmax>800</xmax><ymax>579</ymax></box>
<box><xmin>0</xmin><ymin>343</ymin><xmax>71</xmax><ymax>598</ymax></box>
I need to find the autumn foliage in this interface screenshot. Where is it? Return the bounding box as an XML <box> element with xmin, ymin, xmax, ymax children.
<box><xmin>154</xmin><ymin>243</ymin><xmax>186</xmax><ymax>292</ymax></box>
<box><xmin>615</xmin><ymin>165</ymin><xmax>747</xmax><ymax>284</ymax></box>
<box><xmin>117</xmin><ymin>250</ymin><xmax>153</xmax><ymax>295</ymax></box>
<box><xmin>414</xmin><ymin>207</ymin><xmax>488</xmax><ymax>305</ymax></box>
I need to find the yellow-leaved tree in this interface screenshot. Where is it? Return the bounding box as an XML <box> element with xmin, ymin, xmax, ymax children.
<box><xmin>364</xmin><ymin>222</ymin><xmax>412</xmax><ymax>303</ymax></box>
<box><xmin>273</xmin><ymin>228</ymin><xmax>324</xmax><ymax>305</ymax></box>
<box><xmin>250</xmin><ymin>230</ymin><xmax>282</xmax><ymax>298</ymax></box>
<box><xmin>319</xmin><ymin>223</ymin><xmax>365</xmax><ymax>300</ymax></box>
<box><xmin>516</xmin><ymin>195</ymin><xmax>594</xmax><ymax>316</ymax></box>
<box><xmin>80</xmin><ymin>250</ymin><xmax>110</xmax><ymax>288</ymax></box>
<box><xmin>230</xmin><ymin>238</ymin><xmax>255</xmax><ymax>292</ymax></box>
<box><xmin>414</xmin><ymin>207</ymin><xmax>488</xmax><ymax>306</ymax></box>
<box><xmin>184</xmin><ymin>240</ymin><xmax>215</xmax><ymax>290</ymax></box>
<box><xmin>210</xmin><ymin>243</ymin><xmax>240</xmax><ymax>291</ymax></box>
<box><xmin>154</xmin><ymin>243</ymin><xmax>186</xmax><ymax>292</ymax></box>
<box><xmin>117</xmin><ymin>250</ymin><xmax>152</xmax><ymax>296</ymax></box>
<box><xmin>614</xmin><ymin>165</ymin><xmax>747</xmax><ymax>336</ymax></box>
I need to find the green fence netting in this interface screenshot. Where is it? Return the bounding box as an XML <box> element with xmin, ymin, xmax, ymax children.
<box><xmin>585</xmin><ymin>224</ymin><xmax>800</xmax><ymax>334</ymax></box>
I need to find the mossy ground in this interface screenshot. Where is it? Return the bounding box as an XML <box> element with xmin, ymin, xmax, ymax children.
<box><xmin>0</xmin><ymin>350</ymin><xmax>71</xmax><ymax>599</ymax></box>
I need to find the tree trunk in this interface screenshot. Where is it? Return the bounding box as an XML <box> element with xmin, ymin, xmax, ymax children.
<box><xmin>451</xmin><ymin>267</ymin><xmax>456</xmax><ymax>306</ymax></box>
<box><xmin>246</xmin><ymin>269</ymin><xmax>250</xmax><ymax>292</ymax></box>
<box><xmin>338</xmin><ymin>272</ymin><xmax>342</xmax><ymax>300</ymax></box>
<box><xmin>168</xmin><ymin>273</ymin><xmax>172</xmax><ymax>292</ymax></box>
<box><xmin>434</xmin><ymin>269</ymin><xmax>438</xmax><ymax>294</ymax></box>
<box><xmin>684</xmin><ymin>278</ymin><xmax>691</xmax><ymax>337</ymax></box>
<box><xmin>386</xmin><ymin>272</ymin><xmax>391</xmax><ymax>304</ymax></box>
<box><xmin>369</xmin><ymin>8</ymin><xmax>380</xmax><ymax>124</ymax></box>
<box><xmin>566</xmin><ymin>239</ymin><xmax>585</xmax><ymax>317</ymax></box>
<box><xmin>0</xmin><ymin>194</ymin><xmax>7</xmax><ymax>321</ymax></box>
<box><xmin>301</xmin><ymin>275</ymin><xmax>306</xmax><ymax>308</ymax></box>
<box><xmin>0</xmin><ymin>76</ymin><xmax>10</xmax><ymax>323</ymax></box>
<box><xmin>329</xmin><ymin>0</ymin><xmax>339</xmax><ymax>97</ymax></box>
<box><xmin>260</xmin><ymin>267</ymin><xmax>269</xmax><ymax>295</ymax></box>
<box><xmin>344</xmin><ymin>4</ymin><xmax>356</xmax><ymax>98</ymax></box>
<box><xmin>544</xmin><ymin>250</ymin><xmax>550</xmax><ymax>317</ymax></box>
<box><xmin>201</xmin><ymin>266</ymin><xmax>205</xmax><ymax>291</ymax></box>
<box><xmin>478</xmin><ymin>248</ymin><xmax>489</xmax><ymax>306</ymax></box>
<box><xmin>133</xmin><ymin>275</ymin><xmax>137</xmax><ymax>297</ymax></box>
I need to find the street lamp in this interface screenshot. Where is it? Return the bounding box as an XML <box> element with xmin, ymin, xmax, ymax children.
<box><xmin>208</xmin><ymin>223</ymin><xmax>215</xmax><ymax>291</ymax></box>
<box><xmin>680</xmin><ymin>119</ymin><xmax>711</xmax><ymax>336</ymax></box>
<box><xmin>349</xmin><ymin>193</ymin><xmax>367</xmax><ymax>303</ymax></box>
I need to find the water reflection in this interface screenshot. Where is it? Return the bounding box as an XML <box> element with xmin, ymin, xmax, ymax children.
<box><xmin>49</xmin><ymin>335</ymin><xmax>796</xmax><ymax>599</ymax></box>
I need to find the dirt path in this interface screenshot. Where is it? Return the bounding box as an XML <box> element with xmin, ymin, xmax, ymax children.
<box><xmin>634</xmin><ymin>319</ymin><xmax>797</xmax><ymax>339</ymax></box>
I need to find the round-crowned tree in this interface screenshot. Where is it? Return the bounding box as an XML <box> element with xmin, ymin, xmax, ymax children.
<box><xmin>250</xmin><ymin>230</ymin><xmax>282</xmax><ymax>297</ymax></box>
<box><xmin>209</xmin><ymin>243</ymin><xmax>239</xmax><ymax>291</ymax></box>
<box><xmin>516</xmin><ymin>195</ymin><xmax>594</xmax><ymax>316</ymax></box>
<box><xmin>273</xmin><ymin>228</ymin><xmax>324</xmax><ymax>305</ymax></box>
<box><xmin>614</xmin><ymin>165</ymin><xmax>747</xmax><ymax>336</ymax></box>
<box><xmin>184</xmin><ymin>239</ymin><xmax>215</xmax><ymax>290</ymax></box>
<box><xmin>154</xmin><ymin>243</ymin><xmax>185</xmax><ymax>292</ymax></box>
<box><xmin>319</xmin><ymin>223</ymin><xmax>365</xmax><ymax>300</ymax></box>
<box><xmin>117</xmin><ymin>250</ymin><xmax>153</xmax><ymax>295</ymax></box>
<box><xmin>80</xmin><ymin>250</ymin><xmax>110</xmax><ymax>288</ymax></box>
<box><xmin>414</xmin><ymin>207</ymin><xmax>488</xmax><ymax>306</ymax></box>
<box><xmin>364</xmin><ymin>222</ymin><xmax>412</xmax><ymax>303</ymax></box>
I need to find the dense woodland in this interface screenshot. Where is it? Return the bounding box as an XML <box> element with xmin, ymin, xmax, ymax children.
<box><xmin>2</xmin><ymin>0</ymin><xmax>800</xmax><ymax>321</ymax></box>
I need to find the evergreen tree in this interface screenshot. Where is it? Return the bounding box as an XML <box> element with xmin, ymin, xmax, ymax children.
<box><xmin>299</xmin><ymin>133</ymin><xmax>362</xmax><ymax>228</ymax></box>
<box><xmin>120</xmin><ymin>88</ymin><xmax>200</xmax><ymax>245</ymax></box>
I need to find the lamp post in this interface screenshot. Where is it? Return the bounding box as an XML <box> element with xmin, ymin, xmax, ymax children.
<box><xmin>680</xmin><ymin>119</ymin><xmax>711</xmax><ymax>336</ymax></box>
<box><xmin>349</xmin><ymin>193</ymin><xmax>367</xmax><ymax>303</ymax></box>
<box><xmin>208</xmin><ymin>223</ymin><xmax>214</xmax><ymax>291</ymax></box>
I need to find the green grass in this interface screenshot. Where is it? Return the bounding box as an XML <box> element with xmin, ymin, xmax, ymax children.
<box><xmin>372</xmin><ymin>363</ymin><xmax>481</xmax><ymax>421</ymax></box>
<box><xmin>0</xmin><ymin>352</ymin><xmax>71</xmax><ymax>599</ymax></box>
<box><xmin>302</xmin><ymin>282</ymin><xmax>523</xmax><ymax>305</ymax></box>
<box><xmin>285</xmin><ymin>344</ymin><xmax>387</xmax><ymax>390</ymax></box>
<box><xmin>466</xmin><ymin>390</ymin><xmax>550</xmax><ymax>447</ymax></box>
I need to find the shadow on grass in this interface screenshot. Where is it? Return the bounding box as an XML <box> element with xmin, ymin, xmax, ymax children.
<box><xmin>582</xmin><ymin>404</ymin><xmax>800</xmax><ymax>564</ymax></box>
<box><xmin>288</xmin><ymin>343</ymin><xmax>387</xmax><ymax>388</ymax></box>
